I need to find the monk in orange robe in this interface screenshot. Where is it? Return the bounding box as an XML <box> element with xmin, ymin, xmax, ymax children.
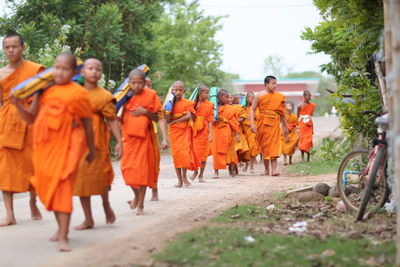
<box><xmin>232</xmin><ymin>94</ymin><xmax>250</xmax><ymax>167</ymax></box>
<box><xmin>297</xmin><ymin>90</ymin><xmax>316</xmax><ymax>162</ymax></box>
<box><xmin>250</xmin><ymin>75</ymin><xmax>288</xmax><ymax>176</ymax></box>
<box><xmin>73</xmin><ymin>58</ymin><xmax>122</xmax><ymax>230</ymax></box>
<box><xmin>240</xmin><ymin>92</ymin><xmax>259</xmax><ymax>173</ymax></box>
<box><xmin>13</xmin><ymin>52</ymin><xmax>96</xmax><ymax>252</ymax></box>
<box><xmin>0</xmin><ymin>33</ymin><xmax>43</xmax><ymax>226</ymax></box>
<box><xmin>281</xmin><ymin>102</ymin><xmax>299</xmax><ymax>165</ymax></box>
<box><xmin>145</xmin><ymin>76</ymin><xmax>169</xmax><ymax>201</ymax></box>
<box><xmin>121</xmin><ymin>69</ymin><xmax>161</xmax><ymax>215</ymax></box>
<box><xmin>166</xmin><ymin>81</ymin><xmax>199</xmax><ymax>187</ymax></box>
<box><xmin>190</xmin><ymin>85</ymin><xmax>213</xmax><ymax>182</ymax></box>
<box><xmin>212</xmin><ymin>89</ymin><xmax>241</xmax><ymax>178</ymax></box>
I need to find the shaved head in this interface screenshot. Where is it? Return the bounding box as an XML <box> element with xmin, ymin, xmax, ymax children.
<box><xmin>129</xmin><ymin>68</ymin><xmax>146</xmax><ymax>80</ymax></box>
<box><xmin>84</xmin><ymin>58</ymin><xmax>102</xmax><ymax>69</ymax></box>
<box><xmin>172</xmin><ymin>80</ymin><xmax>185</xmax><ymax>89</ymax></box>
<box><xmin>56</xmin><ymin>52</ymin><xmax>77</xmax><ymax>69</ymax></box>
<box><xmin>303</xmin><ymin>90</ymin><xmax>311</xmax><ymax>96</ymax></box>
<box><xmin>198</xmin><ymin>84</ymin><xmax>209</xmax><ymax>93</ymax></box>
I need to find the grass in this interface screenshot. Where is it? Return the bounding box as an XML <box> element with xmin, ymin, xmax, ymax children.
<box><xmin>286</xmin><ymin>157</ymin><xmax>340</xmax><ymax>175</ymax></box>
<box><xmin>212</xmin><ymin>205</ymin><xmax>279</xmax><ymax>223</ymax></box>
<box><xmin>154</xmin><ymin>226</ymin><xmax>395</xmax><ymax>267</ymax></box>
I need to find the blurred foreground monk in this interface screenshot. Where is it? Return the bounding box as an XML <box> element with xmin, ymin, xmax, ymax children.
<box><xmin>73</xmin><ymin>58</ymin><xmax>122</xmax><ymax>230</ymax></box>
<box><xmin>13</xmin><ymin>52</ymin><xmax>96</xmax><ymax>252</ymax></box>
<box><xmin>281</xmin><ymin>103</ymin><xmax>298</xmax><ymax>165</ymax></box>
<box><xmin>166</xmin><ymin>81</ymin><xmax>199</xmax><ymax>187</ymax></box>
<box><xmin>0</xmin><ymin>33</ymin><xmax>44</xmax><ymax>226</ymax></box>
<box><xmin>212</xmin><ymin>89</ymin><xmax>241</xmax><ymax>178</ymax></box>
<box><xmin>297</xmin><ymin>90</ymin><xmax>316</xmax><ymax>162</ymax></box>
<box><xmin>121</xmin><ymin>69</ymin><xmax>161</xmax><ymax>215</ymax></box>
<box><xmin>191</xmin><ymin>85</ymin><xmax>213</xmax><ymax>182</ymax></box>
<box><xmin>250</xmin><ymin>75</ymin><xmax>288</xmax><ymax>176</ymax></box>
<box><xmin>240</xmin><ymin>92</ymin><xmax>259</xmax><ymax>173</ymax></box>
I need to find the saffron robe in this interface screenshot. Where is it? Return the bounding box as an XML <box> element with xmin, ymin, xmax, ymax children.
<box><xmin>0</xmin><ymin>60</ymin><xmax>43</xmax><ymax>192</ymax></box>
<box><xmin>121</xmin><ymin>88</ymin><xmax>161</xmax><ymax>188</ymax></box>
<box><xmin>281</xmin><ymin>112</ymin><xmax>299</xmax><ymax>156</ymax></box>
<box><xmin>193</xmin><ymin>100</ymin><xmax>214</xmax><ymax>162</ymax></box>
<box><xmin>240</xmin><ymin>106</ymin><xmax>259</xmax><ymax>157</ymax></box>
<box><xmin>212</xmin><ymin>105</ymin><xmax>240</xmax><ymax>169</ymax></box>
<box><xmin>168</xmin><ymin>98</ymin><xmax>198</xmax><ymax>169</ymax></box>
<box><xmin>232</xmin><ymin>104</ymin><xmax>250</xmax><ymax>162</ymax></box>
<box><xmin>256</xmin><ymin>92</ymin><xmax>286</xmax><ymax>160</ymax></box>
<box><xmin>31</xmin><ymin>82</ymin><xmax>92</xmax><ymax>213</ymax></box>
<box><xmin>298</xmin><ymin>102</ymin><xmax>316</xmax><ymax>153</ymax></box>
<box><xmin>74</xmin><ymin>87</ymin><xmax>116</xmax><ymax>196</ymax></box>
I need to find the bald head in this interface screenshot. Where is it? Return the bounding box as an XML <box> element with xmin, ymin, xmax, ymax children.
<box><xmin>84</xmin><ymin>58</ymin><xmax>102</xmax><ymax>69</ymax></box>
<box><xmin>303</xmin><ymin>90</ymin><xmax>311</xmax><ymax>96</ymax></box>
<box><xmin>56</xmin><ymin>52</ymin><xmax>77</xmax><ymax>69</ymax></box>
<box><xmin>172</xmin><ymin>80</ymin><xmax>185</xmax><ymax>89</ymax></box>
<box><xmin>129</xmin><ymin>68</ymin><xmax>146</xmax><ymax>80</ymax></box>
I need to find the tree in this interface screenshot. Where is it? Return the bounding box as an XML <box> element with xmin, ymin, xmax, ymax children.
<box><xmin>263</xmin><ymin>54</ymin><xmax>292</xmax><ymax>78</ymax></box>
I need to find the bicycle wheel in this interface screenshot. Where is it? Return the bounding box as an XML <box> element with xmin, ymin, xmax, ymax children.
<box><xmin>356</xmin><ymin>148</ymin><xmax>388</xmax><ymax>221</ymax></box>
<box><xmin>337</xmin><ymin>150</ymin><xmax>370</xmax><ymax>212</ymax></box>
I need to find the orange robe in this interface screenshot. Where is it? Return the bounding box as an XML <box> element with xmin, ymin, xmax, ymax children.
<box><xmin>121</xmin><ymin>88</ymin><xmax>161</xmax><ymax>188</ymax></box>
<box><xmin>281</xmin><ymin>112</ymin><xmax>299</xmax><ymax>156</ymax></box>
<box><xmin>74</xmin><ymin>87</ymin><xmax>116</xmax><ymax>196</ymax></box>
<box><xmin>193</xmin><ymin>100</ymin><xmax>214</xmax><ymax>163</ymax></box>
<box><xmin>298</xmin><ymin>102</ymin><xmax>316</xmax><ymax>153</ymax></box>
<box><xmin>232</xmin><ymin>104</ymin><xmax>250</xmax><ymax>162</ymax></box>
<box><xmin>169</xmin><ymin>98</ymin><xmax>198</xmax><ymax>170</ymax></box>
<box><xmin>240</xmin><ymin>106</ymin><xmax>259</xmax><ymax>157</ymax></box>
<box><xmin>31</xmin><ymin>82</ymin><xmax>92</xmax><ymax>213</ymax></box>
<box><xmin>0</xmin><ymin>60</ymin><xmax>44</xmax><ymax>193</ymax></box>
<box><xmin>256</xmin><ymin>92</ymin><xmax>286</xmax><ymax>160</ymax></box>
<box><xmin>212</xmin><ymin>105</ymin><xmax>240</xmax><ymax>169</ymax></box>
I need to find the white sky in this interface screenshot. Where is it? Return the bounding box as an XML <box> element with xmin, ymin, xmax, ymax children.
<box><xmin>0</xmin><ymin>0</ymin><xmax>331</xmax><ymax>79</ymax></box>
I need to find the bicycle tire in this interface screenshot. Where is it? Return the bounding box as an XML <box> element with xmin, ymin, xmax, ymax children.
<box><xmin>337</xmin><ymin>149</ymin><xmax>370</xmax><ymax>212</ymax></box>
<box><xmin>356</xmin><ymin>147</ymin><xmax>386</xmax><ymax>221</ymax></box>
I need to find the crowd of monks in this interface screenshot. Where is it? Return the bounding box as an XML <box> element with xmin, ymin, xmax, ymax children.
<box><xmin>0</xmin><ymin>33</ymin><xmax>316</xmax><ymax>252</ymax></box>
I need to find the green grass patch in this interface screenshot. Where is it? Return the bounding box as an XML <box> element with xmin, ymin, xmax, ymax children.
<box><xmin>154</xmin><ymin>226</ymin><xmax>395</xmax><ymax>267</ymax></box>
<box><xmin>213</xmin><ymin>205</ymin><xmax>277</xmax><ymax>223</ymax></box>
<box><xmin>287</xmin><ymin>157</ymin><xmax>339</xmax><ymax>175</ymax></box>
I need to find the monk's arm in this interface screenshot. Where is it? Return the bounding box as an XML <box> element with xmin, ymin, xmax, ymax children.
<box><xmin>250</xmin><ymin>95</ymin><xmax>259</xmax><ymax>132</ymax></box>
<box><xmin>106</xmin><ymin>118</ymin><xmax>123</xmax><ymax>159</ymax></box>
<box><xmin>12</xmin><ymin>93</ymin><xmax>40</xmax><ymax>124</ymax></box>
<box><xmin>82</xmin><ymin>118</ymin><xmax>96</xmax><ymax>163</ymax></box>
<box><xmin>158</xmin><ymin>118</ymin><xmax>170</xmax><ymax>150</ymax></box>
<box><xmin>297</xmin><ymin>104</ymin><xmax>302</xmax><ymax>117</ymax></box>
<box><xmin>208</xmin><ymin>121</ymin><xmax>213</xmax><ymax>142</ymax></box>
<box><xmin>169</xmin><ymin>112</ymin><xmax>192</xmax><ymax>124</ymax></box>
<box><xmin>130</xmin><ymin>106</ymin><xmax>159</xmax><ymax>122</ymax></box>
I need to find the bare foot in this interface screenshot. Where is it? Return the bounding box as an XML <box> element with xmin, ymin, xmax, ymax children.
<box><xmin>212</xmin><ymin>174</ymin><xmax>219</xmax><ymax>179</ymax></box>
<box><xmin>183</xmin><ymin>178</ymin><xmax>191</xmax><ymax>187</ymax></box>
<box><xmin>250</xmin><ymin>168</ymin><xmax>254</xmax><ymax>174</ymax></box>
<box><xmin>74</xmin><ymin>220</ymin><xmax>94</xmax><ymax>231</ymax></box>
<box><xmin>128</xmin><ymin>198</ymin><xmax>138</xmax><ymax>210</ymax></box>
<box><xmin>272</xmin><ymin>171</ymin><xmax>280</xmax><ymax>176</ymax></box>
<box><xmin>0</xmin><ymin>216</ymin><xmax>16</xmax><ymax>226</ymax></box>
<box><xmin>243</xmin><ymin>166</ymin><xmax>248</xmax><ymax>173</ymax></box>
<box><xmin>174</xmin><ymin>182</ymin><xmax>183</xmax><ymax>188</ymax></box>
<box><xmin>30</xmin><ymin>204</ymin><xmax>42</xmax><ymax>221</ymax></box>
<box><xmin>136</xmin><ymin>208</ymin><xmax>145</xmax><ymax>216</ymax></box>
<box><xmin>104</xmin><ymin>206</ymin><xmax>116</xmax><ymax>224</ymax></box>
<box><xmin>190</xmin><ymin>170</ymin><xmax>198</xmax><ymax>181</ymax></box>
<box><xmin>199</xmin><ymin>176</ymin><xmax>205</xmax><ymax>183</ymax></box>
<box><xmin>151</xmin><ymin>194</ymin><xmax>159</xmax><ymax>201</ymax></box>
<box><xmin>58</xmin><ymin>239</ymin><xmax>72</xmax><ymax>252</ymax></box>
<box><xmin>263</xmin><ymin>170</ymin><xmax>270</xmax><ymax>176</ymax></box>
<box><xmin>49</xmin><ymin>231</ymin><xmax>59</xmax><ymax>242</ymax></box>
<box><xmin>284</xmin><ymin>162</ymin><xmax>288</xmax><ymax>166</ymax></box>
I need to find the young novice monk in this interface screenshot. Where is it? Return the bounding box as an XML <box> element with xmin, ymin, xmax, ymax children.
<box><xmin>166</xmin><ymin>81</ymin><xmax>198</xmax><ymax>187</ymax></box>
<box><xmin>240</xmin><ymin>92</ymin><xmax>259</xmax><ymax>173</ymax></box>
<box><xmin>0</xmin><ymin>33</ymin><xmax>43</xmax><ymax>226</ymax></box>
<box><xmin>232</xmin><ymin>94</ymin><xmax>250</xmax><ymax>171</ymax></box>
<box><xmin>281</xmin><ymin>102</ymin><xmax>299</xmax><ymax>165</ymax></box>
<box><xmin>121</xmin><ymin>69</ymin><xmax>161</xmax><ymax>215</ymax></box>
<box><xmin>13</xmin><ymin>52</ymin><xmax>96</xmax><ymax>252</ymax></box>
<box><xmin>191</xmin><ymin>85</ymin><xmax>213</xmax><ymax>182</ymax></box>
<box><xmin>250</xmin><ymin>75</ymin><xmax>288</xmax><ymax>176</ymax></box>
<box><xmin>212</xmin><ymin>89</ymin><xmax>241</xmax><ymax>178</ymax></box>
<box><xmin>73</xmin><ymin>58</ymin><xmax>122</xmax><ymax>230</ymax></box>
<box><xmin>297</xmin><ymin>90</ymin><xmax>316</xmax><ymax>162</ymax></box>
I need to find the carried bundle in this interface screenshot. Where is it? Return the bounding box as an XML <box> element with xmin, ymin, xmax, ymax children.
<box><xmin>209</xmin><ymin>87</ymin><xmax>219</xmax><ymax>121</ymax></box>
<box><xmin>239</xmin><ymin>92</ymin><xmax>247</xmax><ymax>106</ymax></box>
<box><xmin>162</xmin><ymin>86</ymin><xmax>175</xmax><ymax>115</ymax></box>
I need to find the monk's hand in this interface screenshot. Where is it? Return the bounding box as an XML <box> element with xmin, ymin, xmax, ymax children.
<box><xmin>235</xmin><ymin>133</ymin><xmax>241</xmax><ymax>143</ymax></box>
<box><xmin>208</xmin><ymin>133</ymin><xmax>213</xmax><ymax>142</ymax></box>
<box><xmin>130</xmin><ymin>105</ymin><xmax>147</xmax><ymax>117</ymax></box>
<box><xmin>250</xmin><ymin>124</ymin><xmax>257</xmax><ymax>133</ymax></box>
<box><xmin>114</xmin><ymin>141</ymin><xmax>122</xmax><ymax>160</ymax></box>
<box><xmin>284</xmin><ymin>135</ymin><xmax>290</xmax><ymax>143</ymax></box>
<box><xmin>86</xmin><ymin>149</ymin><xmax>96</xmax><ymax>163</ymax></box>
<box><xmin>160</xmin><ymin>138</ymin><xmax>169</xmax><ymax>150</ymax></box>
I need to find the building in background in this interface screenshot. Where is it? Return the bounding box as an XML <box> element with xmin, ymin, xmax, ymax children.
<box><xmin>232</xmin><ymin>78</ymin><xmax>320</xmax><ymax>110</ymax></box>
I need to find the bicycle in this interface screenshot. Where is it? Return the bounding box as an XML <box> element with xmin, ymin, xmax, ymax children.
<box><xmin>337</xmin><ymin>111</ymin><xmax>389</xmax><ymax>220</ymax></box>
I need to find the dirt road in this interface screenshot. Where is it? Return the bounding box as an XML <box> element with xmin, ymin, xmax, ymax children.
<box><xmin>0</xmin><ymin>155</ymin><xmax>335</xmax><ymax>267</ymax></box>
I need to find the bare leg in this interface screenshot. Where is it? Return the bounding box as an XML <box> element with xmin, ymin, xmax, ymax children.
<box><xmin>182</xmin><ymin>168</ymin><xmax>191</xmax><ymax>186</ymax></box>
<box><xmin>129</xmin><ymin>187</ymin><xmax>139</xmax><ymax>209</ymax></box>
<box><xmin>283</xmin><ymin>155</ymin><xmax>288</xmax><ymax>166</ymax></box>
<box><xmin>243</xmin><ymin>162</ymin><xmax>248</xmax><ymax>173</ymax></box>
<box><xmin>230</xmin><ymin>163</ymin><xmax>236</xmax><ymax>177</ymax></box>
<box><xmin>213</xmin><ymin>169</ymin><xmax>219</xmax><ymax>179</ymax></box>
<box><xmin>0</xmin><ymin>191</ymin><xmax>16</xmax><ymax>226</ymax></box>
<box><xmin>289</xmin><ymin>156</ymin><xmax>293</xmax><ymax>165</ymax></box>
<box><xmin>263</xmin><ymin>159</ymin><xmax>270</xmax><ymax>175</ymax></box>
<box><xmin>151</xmin><ymin>188</ymin><xmax>159</xmax><ymax>201</ymax></box>
<box><xmin>250</xmin><ymin>157</ymin><xmax>255</xmax><ymax>173</ymax></box>
<box><xmin>271</xmin><ymin>159</ymin><xmax>279</xmax><ymax>176</ymax></box>
<box><xmin>50</xmin><ymin>213</ymin><xmax>60</xmax><ymax>242</ymax></box>
<box><xmin>136</xmin><ymin>186</ymin><xmax>147</xmax><ymax>216</ymax></box>
<box><xmin>307</xmin><ymin>152</ymin><xmax>310</xmax><ymax>162</ymax></box>
<box><xmin>301</xmin><ymin>151</ymin><xmax>305</xmax><ymax>162</ymax></box>
<box><xmin>55</xmin><ymin>212</ymin><xmax>72</xmax><ymax>252</ymax></box>
<box><xmin>199</xmin><ymin>161</ymin><xmax>206</xmax><ymax>182</ymax></box>
<box><xmin>29</xmin><ymin>191</ymin><xmax>42</xmax><ymax>220</ymax></box>
<box><xmin>75</xmin><ymin>196</ymin><xmax>94</xmax><ymax>230</ymax></box>
<box><xmin>190</xmin><ymin>169</ymin><xmax>199</xmax><ymax>181</ymax></box>
<box><xmin>174</xmin><ymin>168</ymin><xmax>183</xmax><ymax>187</ymax></box>
<box><xmin>234</xmin><ymin>164</ymin><xmax>239</xmax><ymax>175</ymax></box>
<box><xmin>101</xmin><ymin>188</ymin><xmax>116</xmax><ymax>224</ymax></box>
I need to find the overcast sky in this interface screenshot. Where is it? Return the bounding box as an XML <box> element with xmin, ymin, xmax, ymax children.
<box><xmin>0</xmin><ymin>0</ymin><xmax>330</xmax><ymax>79</ymax></box>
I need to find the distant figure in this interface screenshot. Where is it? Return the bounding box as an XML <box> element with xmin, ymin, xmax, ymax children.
<box><xmin>297</xmin><ymin>90</ymin><xmax>316</xmax><ymax>162</ymax></box>
<box><xmin>281</xmin><ymin>103</ymin><xmax>299</xmax><ymax>165</ymax></box>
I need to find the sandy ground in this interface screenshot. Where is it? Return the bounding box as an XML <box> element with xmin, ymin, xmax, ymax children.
<box><xmin>0</xmin><ymin>117</ymin><xmax>340</xmax><ymax>267</ymax></box>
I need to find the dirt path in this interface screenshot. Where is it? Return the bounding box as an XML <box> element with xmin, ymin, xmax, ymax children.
<box><xmin>0</xmin><ymin>154</ymin><xmax>335</xmax><ymax>267</ymax></box>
